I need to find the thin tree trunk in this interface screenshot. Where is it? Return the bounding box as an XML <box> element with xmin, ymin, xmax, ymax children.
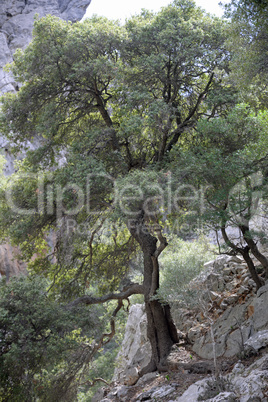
<box><xmin>221</xmin><ymin>225</ymin><xmax>264</xmax><ymax>290</ymax></box>
<box><xmin>241</xmin><ymin>246</ymin><xmax>264</xmax><ymax>290</ymax></box>
<box><xmin>240</xmin><ymin>224</ymin><xmax>268</xmax><ymax>279</ymax></box>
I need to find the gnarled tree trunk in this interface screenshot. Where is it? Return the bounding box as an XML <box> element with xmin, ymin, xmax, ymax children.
<box><xmin>128</xmin><ymin>210</ymin><xmax>179</xmax><ymax>374</ymax></box>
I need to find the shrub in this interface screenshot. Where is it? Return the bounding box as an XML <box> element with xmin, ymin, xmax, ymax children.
<box><xmin>157</xmin><ymin>236</ymin><xmax>216</xmax><ymax>304</ymax></box>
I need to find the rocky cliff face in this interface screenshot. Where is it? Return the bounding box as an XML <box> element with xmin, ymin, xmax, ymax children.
<box><xmin>0</xmin><ymin>0</ymin><xmax>91</xmax><ymax>93</ymax></box>
<box><xmin>0</xmin><ymin>0</ymin><xmax>91</xmax><ymax>279</ymax></box>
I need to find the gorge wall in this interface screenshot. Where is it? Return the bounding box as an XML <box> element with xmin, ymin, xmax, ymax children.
<box><xmin>0</xmin><ymin>0</ymin><xmax>91</xmax><ymax>93</ymax></box>
<box><xmin>0</xmin><ymin>0</ymin><xmax>91</xmax><ymax>278</ymax></box>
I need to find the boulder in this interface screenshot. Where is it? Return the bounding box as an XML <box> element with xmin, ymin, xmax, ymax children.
<box><xmin>136</xmin><ymin>385</ymin><xmax>176</xmax><ymax>401</ymax></box>
<box><xmin>193</xmin><ymin>301</ymin><xmax>252</xmax><ymax>359</ymax></box>
<box><xmin>252</xmin><ymin>283</ymin><xmax>268</xmax><ymax>331</ymax></box>
<box><xmin>136</xmin><ymin>372</ymin><xmax>158</xmax><ymax>386</ymax></box>
<box><xmin>207</xmin><ymin>392</ymin><xmax>238</xmax><ymax>401</ymax></box>
<box><xmin>244</xmin><ymin>330</ymin><xmax>268</xmax><ymax>353</ymax></box>
<box><xmin>233</xmin><ymin>368</ymin><xmax>268</xmax><ymax>402</ymax></box>
<box><xmin>113</xmin><ymin>304</ymin><xmax>151</xmax><ymax>384</ymax></box>
<box><xmin>175</xmin><ymin>378</ymin><xmax>209</xmax><ymax>402</ymax></box>
<box><xmin>176</xmin><ymin>354</ymin><xmax>268</xmax><ymax>402</ymax></box>
<box><xmin>151</xmin><ymin>385</ymin><xmax>175</xmax><ymax>399</ymax></box>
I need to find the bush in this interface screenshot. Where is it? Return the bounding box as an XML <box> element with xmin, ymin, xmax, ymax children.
<box><xmin>0</xmin><ymin>276</ymin><xmax>98</xmax><ymax>401</ymax></box>
<box><xmin>157</xmin><ymin>236</ymin><xmax>216</xmax><ymax>304</ymax></box>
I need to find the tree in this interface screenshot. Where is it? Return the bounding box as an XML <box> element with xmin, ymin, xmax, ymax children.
<box><xmin>170</xmin><ymin>104</ymin><xmax>268</xmax><ymax>289</ymax></box>
<box><xmin>224</xmin><ymin>0</ymin><xmax>268</xmax><ymax>107</ymax></box>
<box><xmin>0</xmin><ymin>1</ymin><xmax>232</xmax><ymax>373</ymax></box>
<box><xmin>0</xmin><ymin>276</ymin><xmax>103</xmax><ymax>401</ymax></box>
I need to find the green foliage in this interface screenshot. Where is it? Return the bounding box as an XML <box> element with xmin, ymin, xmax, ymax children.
<box><xmin>0</xmin><ymin>1</ymin><xmax>231</xmax><ymax>298</ymax></box>
<box><xmin>170</xmin><ymin>104</ymin><xmax>268</xmax><ymax>232</ymax></box>
<box><xmin>225</xmin><ymin>0</ymin><xmax>268</xmax><ymax>107</ymax></box>
<box><xmin>0</xmin><ymin>276</ymin><xmax>100</xmax><ymax>401</ymax></box>
<box><xmin>157</xmin><ymin>237</ymin><xmax>216</xmax><ymax>303</ymax></box>
<box><xmin>0</xmin><ymin>0</ymin><xmax>266</xmax><ymax>394</ymax></box>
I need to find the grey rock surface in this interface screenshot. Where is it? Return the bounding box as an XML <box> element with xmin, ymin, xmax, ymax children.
<box><xmin>192</xmin><ymin>299</ymin><xmax>252</xmax><ymax>359</ymax></box>
<box><xmin>0</xmin><ymin>0</ymin><xmax>91</xmax><ymax>92</ymax></box>
<box><xmin>175</xmin><ymin>378</ymin><xmax>208</xmax><ymax>402</ymax></box>
<box><xmin>0</xmin><ymin>243</ymin><xmax>27</xmax><ymax>280</ymax></box>
<box><xmin>176</xmin><ymin>355</ymin><xmax>268</xmax><ymax>402</ymax></box>
<box><xmin>207</xmin><ymin>392</ymin><xmax>238</xmax><ymax>402</ymax></box>
<box><xmin>136</xmin><ymin>385</ymin><xmax>176</xmax><ymax>401</ymax></box>
<box><xmin>136</xmin><ymin>372</ymin><xmax>158</xmax><ymax>386</ymax></box>
<box><xmin>175</xmin><ymin>255</ymin><xmax>268</xmax><ymax>360</ymax></box>
<box><xmin>232</xmin><ymin>366</ymin><xmax>268</xmax><ymax>402</ymax></box>
<box><xmin>244</xmin><ymin>329</ymin><xmax>268</xmax><ymax>352</ymax></box>
<box><xmin>113</xmin><ymin>304</ymin><xmax>152</xmax><ymax>384</ymax></box>
<box><xmin>252</xmin><ymin>283</ymin><xmax>268</xmax><ymax>331</ymax></box>
<box><xmin>150</xmin><ymin>385</ymin><xmax>175</xmax><ymax>399</ymax></box>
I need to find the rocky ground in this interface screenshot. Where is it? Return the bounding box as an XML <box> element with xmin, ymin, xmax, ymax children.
<box><xmin>92</xmin><ymin>253</ymin><xmax>268</xmax><ymax>401</ymax></box>
<box><xmin>93</xmin><ymin>346</ymin><xmax>268</xmax><ymax>401</ymax></box>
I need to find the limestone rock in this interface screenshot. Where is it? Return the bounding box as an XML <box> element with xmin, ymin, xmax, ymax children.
<box><xmin>0</xmin><ymin>243</ymin><xmax>27</xmax><ymax>279</ymax></box>
<box><xmin>120</xmin><ymin>367</ymin><xmax>139</xmax><ymax>386</ymax></box>
<box><xmin>207</xmin><ymin>392</ymin><xmax>237</xmax><ymax>402</ymax></box>
<box><xmin>136</xmin><ymin>385</ymin><xmax>175</xmax><ymax>401</ymax></box>
<box><xmin>151</xmin><ymin>385</ymin><xmax>175</xmax><ymax>399</ymax></box>
<box><xmin>193</xmin><ymin>301</ymin><xmax>252</xmax><ymax>359</ymax></box>
<box><xmin>113</xmin><ymin>304</ymin><xmax>151</xmax><ymax>384</ymax></box>
<box><xmin>224</xmin><ymin>325</ymin><xmax>252</xmax><ymax>358</ymax></box>
<box><xmin>0</xmin><ymin>0</ymin><xmax>91</xmax><ymax>91</ymax></box>
<box><xmin>179</xmin><ymin>361</ymin><xmax>213</xmax><ymax>374</ymax></box>
<box><xmin>58</xmin><ymin>0</ymin><xmax>92</xmax><ymax>22</ymax></box>
<box><xmin>91</xmin><ymin>386</ymin><xmax>106</xmax><ymax>402</ymax></box>
<box><xmin>175</xmin><ymin>378</ymin><xmax>208</xmax><ymax>402</ymax></box>
<box><xmin>176</xmin><ymin>355</ymin><xmax>268</xmax><ymax>402</ymax></box>
<box><xmin>233</xmin><ymin>368</ymin><xmax>268</xmax><ymax>402</ymax></box>
<box><xmin>105</xmin><ymin>385</ymin><xmax>131</xmax><ymax>400</ymax></box>
<box><xmin>244</xmin><ymin>330</ymin><xmax>268</xmax><ymax>353</ymax></box>
<box><xmin>187</xmin><ymin>325</ymin><xmax>204</xmax><ymax>343</ymax></box>
<box><xmin>116</xmin><ymin>385</ymin><xmax>130</xmax><ymax>399</ymax></box>
<box><xmin>252</xmin><ymin>283</ymin><xmax>268</xmax><ymax>331</ymax></box>
<box><xmin>232</xmin><ymin>362</ymin><xmax>245</xmax><ymax>375</ymax></box>
<box><xmin>136</xmin><ymin>372</ymin><xmax>158</xmax><ymax>386</ymax></box>
<box><xmin>0</xmin><ymin>32</ymin><xmax>14</xmax><ymax>93</ymax></box>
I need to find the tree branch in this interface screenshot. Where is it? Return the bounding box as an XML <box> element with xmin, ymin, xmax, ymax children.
<box><xmin>150</xmin><ymin>223</ymin><xmax>168</xmax><ymax>296</ymax></box>
<box><xmin>68</xmin><ymin>283</ymin><xmax>144</xmax><ymax>308</ymax></box>
<box><xmin>166</xmin><ymin>72</ymin><xmax>215</xmax><ymax>153</ymax></box>
<box><xmin>154</xmin><ymin>225</ymin><xmax>168</xmax><ymax>258</ymax></box>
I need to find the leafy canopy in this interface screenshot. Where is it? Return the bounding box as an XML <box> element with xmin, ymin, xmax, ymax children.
<box><xmin>0</xmin><ymin>1</ymin><xmax>231</xmax><ymax>297</ymax></box>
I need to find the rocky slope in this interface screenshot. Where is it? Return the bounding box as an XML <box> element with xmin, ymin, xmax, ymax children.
<box><xmin>0</xmin><ymin>0</ymin><xmax>91</xmax><ymax>278</ymax></box>
<box><xmin>93</xmin><ymin>253</ymin><xmax>268</xmax><ymax>401</ymax></box>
